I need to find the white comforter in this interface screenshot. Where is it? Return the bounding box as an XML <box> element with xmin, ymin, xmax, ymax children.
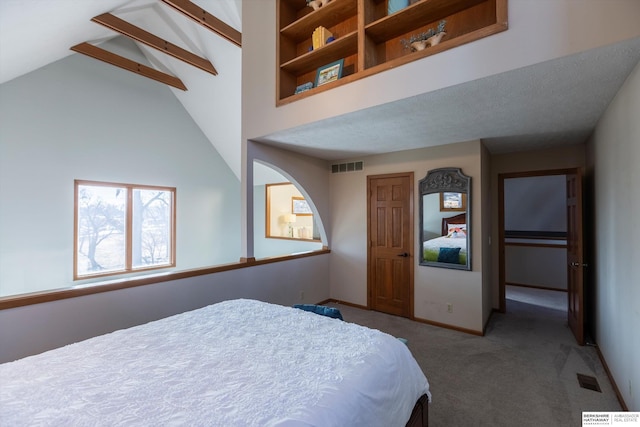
<box><xmin>423</xmin><ymin>235</ymin><xmax>467</xmax><ymax>252</ymax></box>
<box><xmin>0</xmin><ymin>299</ymin><xmax>430</xmax><ymax>426</ymax></box>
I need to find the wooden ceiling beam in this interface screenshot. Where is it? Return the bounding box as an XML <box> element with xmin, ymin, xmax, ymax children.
<box><xmin>70</xmin><ymin>42</ymin><xmax>188</xmax><ymax>91</ymax></box>
<box><xmin>160</xmin><ymin>0</ymin><xmax>241</xmax><ymax>48</ymax></box>
<box><xmin>92</xmin><ymin>13</ymin><xmax>217</xmax><ymax>76</ymax></box>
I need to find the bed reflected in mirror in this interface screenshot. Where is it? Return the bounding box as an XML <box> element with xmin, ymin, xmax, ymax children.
<box><xmin>419</xmin><ymin>168</ymin><xmax>471</xmax><ymax>270</ymax></box>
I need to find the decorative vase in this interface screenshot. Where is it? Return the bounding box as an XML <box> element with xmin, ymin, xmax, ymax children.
<box><xmin>426</xmin><ymin>31</ymin><xmax>446</xmax><ymax>47</ymax></box>
<box><xmin>410</xmin><ymin>40</ymin><xmax>428</xmax><ymax>51</ymax></box>
<box><xmin>409</xmin><ymin>32</ymin><xmax>446</xmax><ymax>51</ymax></box>
<box><xmin>307</xmin><ymin>0</ymin><xmax>320</xmax><ymax>10</ymax></box>
<box><xmin>388</xmin><ymin>0</ymin><xmax>409</xmax><ymax>15</ymax></box>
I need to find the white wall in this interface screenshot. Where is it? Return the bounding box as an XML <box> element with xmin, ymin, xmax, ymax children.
<box><xmin>329</xmin><ymin>141</ymin><xmax>484</xmax><ymax>332</ymax></box>
<box><xmin>242</xmin><ymin>0</ymin><xmax>640</xmax><ymax>143</ymax></box>
<box><xmin>0</xmin><ymin>254</ymin><xmax>331</xmax><ymax>363</ymax></box>
<box><xmin>504</xmin><ymin>175</ymin><xmax>566</xmax><ymax>232</ymax></box>
<box><xmin>588</xmin><ymin>61</ymin><xmax>640</xmax><ymax>411</ymax></box>
<box><xmin>505</xmin><ymin>246</ymin><xmax>567</xmax><ymax>290</ymax></box>
<box><xmin>0</xmin><ymin>39</ymin><xmax>241</xmax><ymax>297</ymax></box>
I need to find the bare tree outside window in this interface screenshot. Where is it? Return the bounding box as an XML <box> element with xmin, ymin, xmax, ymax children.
<box><xmin>77</xmin><ymin>185</ymin><xmax>126</xmax><ymax>275</ymax></box>
<box><xmin>132</xmin><ymin>189</ymin><xmax>172</xmax><ymax>268</ymax></box>
<box><xmin>74</xmin><ymin>181</ymin><xmax>175</xmax><ymax>280</ymax></box>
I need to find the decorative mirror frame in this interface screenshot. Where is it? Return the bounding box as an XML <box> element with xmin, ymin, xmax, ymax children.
<box><xmin>419</xmin><ymin>168</ymin><xmax>471</xmax><ymax>270</ymax></box>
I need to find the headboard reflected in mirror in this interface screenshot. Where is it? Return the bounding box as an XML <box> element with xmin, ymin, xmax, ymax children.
<box><xmin>419</xmin><ymin>168</ymin><xmax>471</xmax><ymax>270</ymax></box>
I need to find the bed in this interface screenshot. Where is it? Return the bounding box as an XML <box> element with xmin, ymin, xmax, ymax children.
<box><xmin>423</xmin><ymin>213</ymin><xmax>467</xmax><ymax>265</ymax></box>
<box><xmin>0</xmin><ymin>299</ymin><xmax>430</xmax><ymax>426</ymax></box>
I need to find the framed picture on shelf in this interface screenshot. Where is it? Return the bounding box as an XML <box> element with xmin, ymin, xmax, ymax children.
<box><xmin>315</xmin><ymin>59</ymin><xmax>344</xmax><ymax>87</ymax></box>
<box><xmin>440</xmin><ymin>192</ymin><xmax>466</xmax><ymax>212</ymax></box>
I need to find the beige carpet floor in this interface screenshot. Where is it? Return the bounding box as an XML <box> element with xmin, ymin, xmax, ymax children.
<box><xmin>327</xmin><ymin>290</ymin><xmax>621</xmax><ymax>427</ymax></box>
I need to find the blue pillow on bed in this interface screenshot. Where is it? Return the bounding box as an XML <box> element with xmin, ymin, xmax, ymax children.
<box><xmin>437</xmin><ymin>247</ymin><xmax>461</xmax><ymax>264</ymax></box>
<box><xmin>293</xmin><ymin>304</ymin><xmax>344</xmax><ymax>320</ymax></box>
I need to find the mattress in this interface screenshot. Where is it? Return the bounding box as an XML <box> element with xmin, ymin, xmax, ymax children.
<box><xmin>0</xmin><ymin>299</ymin><xmax>430</xmax><ymax>426</ymax></box>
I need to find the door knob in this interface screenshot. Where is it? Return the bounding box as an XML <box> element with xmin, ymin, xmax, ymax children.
<box><xmin>397</xmin><ymin>252</ymin><xmax>409</xmax><ymax>257</ymax></box>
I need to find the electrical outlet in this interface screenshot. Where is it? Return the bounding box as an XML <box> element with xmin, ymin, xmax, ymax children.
<box><xmin>447</xmin><ymin>303</ymin><xmax>453</xmax><ymax>313</ymax></box>
<box><xmin>300</xmin><ymin>291</ymin><xmax>304</xmax><ymax>301</ymax></box>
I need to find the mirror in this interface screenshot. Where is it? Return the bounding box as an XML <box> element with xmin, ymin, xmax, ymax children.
<box><xmin>419</xmin><ymin>168</ymin><xmax>471</xmax><ymax>270</ymax></box>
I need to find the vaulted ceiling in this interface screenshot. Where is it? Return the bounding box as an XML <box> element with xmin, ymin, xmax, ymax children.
<box><xmin>0</xmin><ymin>0</ymin><xmax>243</xmax><ymax>176</ymax></box>
<box><xmin>0</xmin><ymin>0</ymin><xmax>241</xmax><ymax>83</ymax></box>
<box><xmin>2</xmin><ymin>1</ymin><xmax>640</xmax><ymax>179</ymax></box>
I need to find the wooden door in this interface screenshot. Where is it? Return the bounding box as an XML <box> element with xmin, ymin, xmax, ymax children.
<box><xmin>567</xmin><ymin>170</ymin><xmax>585</xmax><ymax>345</ymax></box>
<box><xmin>367</xmin><ymin>173</ymin><xmax>414</xmax><ymax>318</ymax></box>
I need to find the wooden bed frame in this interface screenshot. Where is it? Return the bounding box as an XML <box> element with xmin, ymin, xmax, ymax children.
<box><xmin>441</xmin><ymin>212</ymin><xmax>466</xmax><ymax>236</ymax></box>
<box><xmin>406</xmin><ymin>394</ymin><xmax>429</xmax><ymax>427</ymax></box>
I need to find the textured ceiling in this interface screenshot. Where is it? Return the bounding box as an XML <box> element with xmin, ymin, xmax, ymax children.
<box><xmin>257</xmin><ymin>36</ymin><xmax>640</xmax><ymax>160</ymax></box>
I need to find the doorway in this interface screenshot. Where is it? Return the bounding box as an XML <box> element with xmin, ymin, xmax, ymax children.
<box><xmin>367</xmin><ymin>172</ymin><xmax>414</xmax><ymax>318</ymax></box>
<box><xmin>498</xmin><ymin>168</ymin><xmax>585</xmax><ymax>345</ymax></box>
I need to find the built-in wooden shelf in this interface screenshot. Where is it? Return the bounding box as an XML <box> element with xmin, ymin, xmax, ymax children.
<box><xmin>277</xmin><ymin>0</ymin><xmax>507</xmax><ymax>105</ymax></box>
<box><xmin>364</xmin><ymin>0</ymin><xmax>486</xmax><ymax>42</ymax></box>
<box><xmin>280</xmin><ymin>0</ymin><xmax>358</xmax><ymax>40</ymax></box>
<box><xmin>281</xmin><ymin>30</ymin><xmax>358</xmax><ymax>75</ymax></box>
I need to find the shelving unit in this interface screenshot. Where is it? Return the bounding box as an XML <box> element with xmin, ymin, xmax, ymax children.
<box><xmin>277</xmin><ymin>0</ymin><xmax>507</xmax><ymax>105</ymax></box>
<box><xmin>364</xmin><ymin>0</ymin><xmax>486</xmax><ymax>42</ymax></box>
<box><xmin>280</xmin><ymin>30</ymin><xmax>357</xmax><ymax>75</ymax></box>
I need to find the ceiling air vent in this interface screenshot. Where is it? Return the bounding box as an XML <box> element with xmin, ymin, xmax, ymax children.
<box><xmin>331</xmin><ymin>161</ymin><xmax>364</xmax><ymax>174</ymax></box>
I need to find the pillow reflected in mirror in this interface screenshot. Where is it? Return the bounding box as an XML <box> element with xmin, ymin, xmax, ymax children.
<box><xmin>437</xmin><ymin>247</ymin><xmax>461</xmax><ymax>263</ymax></box>
<box><xmin>447</xmin><ymin>224</ymin><xmax>467</xmax><ymax>238</ymax></box>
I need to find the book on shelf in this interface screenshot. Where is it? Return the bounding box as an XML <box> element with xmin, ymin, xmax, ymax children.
<box><xmin>312</xmin><ymin>26</ymin><xmax>333</xmax><ymax>50</ymax></box>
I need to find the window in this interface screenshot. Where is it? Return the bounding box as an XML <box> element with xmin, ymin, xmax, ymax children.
<box><xmin>74</xmin><ymin>180</ymin><xmax>176</xmax><ymax>279</ymax></box>
<box><xmin>265</xmin><ymin>183</ymin><xmax>319</xmax><ymax>241</ymax></box>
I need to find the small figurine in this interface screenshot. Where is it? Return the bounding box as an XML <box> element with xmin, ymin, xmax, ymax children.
<box><xmin>306</xmin><ymin>0</ymin><xmax>320</xmax><ymax>10</ymax></box>
<box><xmin>307</xmin><ymin>0</ymin><xmax>331</xmax><ymax>10</ymax></box>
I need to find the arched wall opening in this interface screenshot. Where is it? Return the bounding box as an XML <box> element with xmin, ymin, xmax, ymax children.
<box><xmin>243</xmin><ymin>140</ymin><xmax>331</xmax><ymax>260</ymax></box>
